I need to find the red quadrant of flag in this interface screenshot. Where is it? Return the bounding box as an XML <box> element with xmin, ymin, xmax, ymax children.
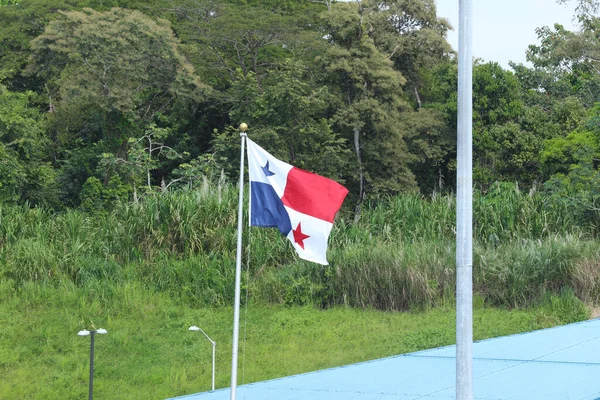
<box><xmin>281</xmin><ymin>167</ymin><xmax>348</xmax><ymax>223</ymax></box>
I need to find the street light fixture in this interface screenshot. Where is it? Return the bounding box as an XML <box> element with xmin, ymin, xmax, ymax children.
<box><xmin>189</xmin><ymin>325</ymin><xmax>216</xmax><ymax>391</ymax></box>
<box><xmin>78</xmin><ymin>328</ymin><xmax>107</xmax><ymax>400</ymax></box>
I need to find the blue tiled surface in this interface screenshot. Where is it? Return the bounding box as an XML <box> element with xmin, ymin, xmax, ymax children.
<box><xmin>169</xmin><ymin>319</ymin><xmax>600</xmax><ymax>400</ymax></box>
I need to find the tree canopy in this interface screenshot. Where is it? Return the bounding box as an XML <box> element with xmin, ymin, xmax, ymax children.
<box><xmin>0</xmin><ymin>0</ymin><xmax>599</xmax><ymax>215</ymax></box>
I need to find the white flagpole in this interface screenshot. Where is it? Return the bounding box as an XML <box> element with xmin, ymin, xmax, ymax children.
<box><xmin>230</xmin><ymin>123</ymin><xmax>248</xmax><ymax>400</ymax></box>
<box><xmin>456</xmin><ymin>0</ymin><xmax>473</xmax><ymax>399</ymax></box>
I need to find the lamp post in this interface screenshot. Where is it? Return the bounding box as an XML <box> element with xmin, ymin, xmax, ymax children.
<box><xmin>78</xmin><ymin>328</ymin><xmax>107</xmax><ymax>400</ymax></box>
<box><xmin>189</xmin><ymin>325</ymin><xmax>216</xmax><ymax>391</ymax></box>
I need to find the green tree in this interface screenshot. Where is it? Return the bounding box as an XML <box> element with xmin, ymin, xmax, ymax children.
<box><xmin>471</xmin><ymin>62</ymin><xmax>526</xmax><ymax>185</ymax></box>
<box><xmin>0</xmin><ymin>84</ymin><xmax>57</xmax><ymax>205</ymax></box>
<box><xmin>526</xmin><ymin>8</ymin><xmax>600</xmax><ymax>108</ymax></box>
<box><xmin>541</xmin><ymin>130</ymin><xmax>598</xmax><ymax>178</ymax></box>
<box><xmin>0</xmin><ymin>0</ymin><xmax>108</xmax><ymax>91</ymax></box>
<box><xmin>320</xmin><ymin>2</ymin><xmax>417</xmax><ymax>216</ymax></box>
<box><xmin>25</xmin><ymin>7</ymin><xmax>209</xmax><ymax>203</ymax></box>
<box><xmin>27</xmin><ymin>7</ymin><xmax>206</xmax><ymax>134</ymax></box>
<box><xmin>170</xmin><ymin>0</ymin><xmax>324</xmax><ymax>90</ymax></box>
<box><xmin>80</xmin><ymin>175</ymin><xmax>129</xmax><ymax>212</ymax></box>
<box><xmin>0</xmin><ymin>0</ymin><xmax>184</xmax><ymax>90</ymax></box>
<box><xmin>357</xmin><ymin>0</ymin><xmax>454</xmax><ymax>194</ymax></box>
<box><xmin>99</xmin><ymin>125</ymin><xmax>183</xmax><ymax>202</ymax></box>
<box><xmin>402</xmin><ymin>107</ymin><xmax>454</xmax><ymax>192</ymax></box>
<box><xmin>415</xmin><ymin>60</ymin><xmax>459</xmax><ymax>192</ymax></box>
<box><xmin>361</xmin><ymin>0</ymin><xmax>453</xmax><ymax>108</ymax></box>
<box><xmin>424</xmin><ymin>60</ymin><xmax>560</xmax><ymax>188</ymax></box>
<box><xmin>214</xmin><ymin>60</ymin><xmax>349</xmax><ymax>181</ymax></box>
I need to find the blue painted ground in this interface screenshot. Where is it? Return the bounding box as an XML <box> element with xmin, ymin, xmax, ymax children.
<box><xmin>169</xmin><ymin>318</ymin><xmax>600</xmax><ymax>400</ymax></box>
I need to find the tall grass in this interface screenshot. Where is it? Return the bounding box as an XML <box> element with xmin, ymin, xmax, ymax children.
<box><xmin>327</xmin><ymin>241</ymin><xmax>455</xmax><ymax>310</ymax></box>
<box><xmin>1</xmin><ymin>181</ymin><xmax>599</xmax><ymax>310</ymax></box>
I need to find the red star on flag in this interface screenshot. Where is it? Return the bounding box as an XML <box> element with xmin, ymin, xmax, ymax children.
<box><xmin>292</xmin><ymin>222</ymin><xmax>310</xmax><ymax>250</ymax></box>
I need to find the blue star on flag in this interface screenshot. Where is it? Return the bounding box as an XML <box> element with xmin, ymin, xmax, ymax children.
<box><xmin>262</xmin><ymin>161</ymin><xmax>275</xmax><ymax>177</ymax></box>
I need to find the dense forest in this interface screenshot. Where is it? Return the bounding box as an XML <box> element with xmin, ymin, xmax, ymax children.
<box><xmin>2</xmin><ymin>0</ymin><xmax>600</xmax><ymax>309</ymax></box>
<box><xmin>0</xmin><ymin>0</ymin><xmax>599</xmax><ymax>213</ymax></box>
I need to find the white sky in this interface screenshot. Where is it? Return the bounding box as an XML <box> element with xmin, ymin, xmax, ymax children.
<box><xmin>435</xmin><ymin>0</ymin><xmax>579</xmax><ymax>68</ymax></box>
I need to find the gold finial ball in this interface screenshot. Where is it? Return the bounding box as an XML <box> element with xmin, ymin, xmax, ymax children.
<box><xmin>239</xmin><ymin>123</ymin><xmax>248</xmax><ymax>132</ymax></box>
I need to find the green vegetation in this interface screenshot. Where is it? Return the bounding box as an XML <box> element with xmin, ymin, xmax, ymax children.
<box><xmin>1</xmin><ymin>176</ymin><xmax>599</xmax><ymax>398</ymax></box>
<box><xmin>1</xmin><ymin>0</ymin><xmax>599</xmax><ymax>211</ymax></box>
<box><xmin>2</xmin><ymin>0</ymin><xmax>600</xmax><ymax>398</ymax></box>
<box><xmin>0</xmin><ymin>280</ymin><xmax>588</xmax><ymax>399</ymax></box>
<box><xmin>1</xmin><ymin>183</ymin><xmax>600</xmax><ymax>311</ymax></box>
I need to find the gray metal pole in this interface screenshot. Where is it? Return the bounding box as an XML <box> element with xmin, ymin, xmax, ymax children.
<box><xmin>212</xmin><ymin>342</ymin><xmax>216</xmax><ymax>392</ymax></box>
<box><xmin>456</xmin><ymin>0</ymin><xmax>473</xmax><ymax>399</ymax></box>
<box><xmin>230</xmin><ymin>128</ymin><xmax>247</xmax><ymax>400</ymax></box>
<box><xmin>89</xmin><ymin>330</ymin><xmax>95</xmax><ymax>400</ymax></box>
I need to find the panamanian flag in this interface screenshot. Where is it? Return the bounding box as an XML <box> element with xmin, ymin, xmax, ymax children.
<box><xmin>247</xmin><ymin>139</ymin><xmax>348</xmax><ymax>265</ymax></box>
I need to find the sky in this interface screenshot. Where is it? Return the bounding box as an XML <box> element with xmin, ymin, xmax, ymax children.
<box><xmin>435</xmin><ymin>0</ymin><xmax>579</xmax><ymax>68</ymax></box>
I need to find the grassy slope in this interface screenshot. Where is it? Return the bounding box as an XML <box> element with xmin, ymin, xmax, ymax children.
<box><xmin>0</xmin><ymin>282</ymin><xmax>588</xmax><ymax>399</ymax></box>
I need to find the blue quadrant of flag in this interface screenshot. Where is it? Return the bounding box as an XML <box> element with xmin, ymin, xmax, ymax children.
<box><xmin>250</xmin><ymin>181</ymin><xmax>292</xmax><ymax>236</ymax></box>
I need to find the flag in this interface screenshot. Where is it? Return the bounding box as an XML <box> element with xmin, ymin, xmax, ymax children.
<box><xmin>247</xmin><ymin>139</ymin><xmax>348</xmax><ymax>265</ymax></box>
